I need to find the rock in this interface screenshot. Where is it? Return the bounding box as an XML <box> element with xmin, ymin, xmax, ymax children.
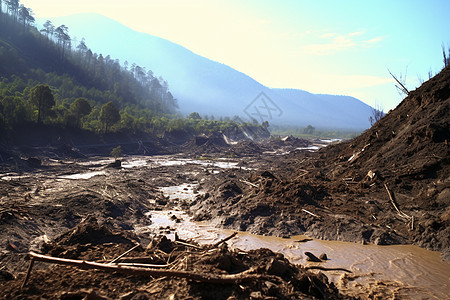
<box><xmin>260</xmin><ymin>171</ymin><xmax>276</xmax><ymax>179</ymax></box>
<box><xmin>319</xmin><ymin>253</ymin><xmax>328</xmax><ymax>260</ymax></box>
<box><xmin>0</xmin><ymin>270</ymin><xmax>14</xmax><ymax>282</ymax></box>
<box><xmin>26</xmin><ymin>157</ymin><xmax>41</xmax><ymax>167</ymax></box>
<box><xmin>109</xmin><ymin>159</ymin><xmax>122</xmax><ymax>168</ymax></box>
<box><xmin>304</xmin><ymin>252</ymin><xmax>322</xmax><ymax>262</ymax></box>
<box><xmin>249</xmin><ymin>291</ymin><xmax>263</xmax><ymax>299</ymax></box>
<box><xmin>266</xmin><ymin>258</ymin><xmax>289</xmax><ymax>275</ymax></box>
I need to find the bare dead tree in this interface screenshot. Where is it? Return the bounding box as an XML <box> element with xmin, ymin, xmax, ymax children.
<box><xmin>368</xmin><ymin>103</ymin><xmax>384</xmax><ymax>126</ymax></box>
<box><xmin>417</xmin><ymin>74</ymin><xmax>424</xmax><ymax>85</ymax></box>
<box><xmin>443</xmin><ymin>43</ymin><xmax>448</xmax><ymax>68</ymax></box>
<box><xmin>388</xmin><ymin>68</ymin><xmax>409</xmax><ymax>96</ymax></box>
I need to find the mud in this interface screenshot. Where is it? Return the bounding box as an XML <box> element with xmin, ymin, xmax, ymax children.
<box><xmin>193</xmin><ymin>67</ymin><xmax>450</xmax><ymax>260</ymax></box>
<box><xmin>0</xmin><ymin>68</ymin><xmax>448</xmax><ymax>298</ymax></box>
<box><xmin>0</xmin><ymin>156</ymin><xmax>349</xmax><ymax>299</ymax></box>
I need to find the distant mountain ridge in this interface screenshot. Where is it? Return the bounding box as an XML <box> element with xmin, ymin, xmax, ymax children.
<box><xmin>40</xmin><ymin>13</ymin><xmax>373</xmax><ymax>130</ymax></box>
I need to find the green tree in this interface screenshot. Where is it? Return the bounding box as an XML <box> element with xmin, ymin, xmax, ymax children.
<box><xmin>29</xmin><ymin>84</ymin><xmax>55</xmax><ymax>124</ymax></box>
<box><xmin>70</xmin><ymin>97</ymin><xmax>91</xmax><ymax>128</ymax></box>
<box><xmin>18</xmin><ymin>5</ymin><xmax>34</xmax><ymax>29</ymax></box>
<box><xmin>7</xmin><ymin>0</ymin><xmax>19</xmax><ymax>21</ymax></box>
<box><xmin>41</xmin><ymin>20</ymin><xmax>55</xmax><ymax>41</ymax></box>
<box><xmin>100</xmin><ymin>101</ymin><xmax>120</xmax><ymax>133</ymax></box>
<box><xmin>110</xmin><ymin>145</ymin><xmax>122</xmax><ymax>160</ymax></box>
<box><xmin>188</xmin><ymin>112</ymin><xmax>201</xmax><ymax>120</ymax></box>
<box><xmin>303</xmin><ymin>125</ymin><xmax>315</xmax><ymax>135</ymax></box>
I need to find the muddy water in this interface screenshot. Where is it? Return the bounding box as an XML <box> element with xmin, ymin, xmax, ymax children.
<box><xmin>143</xmin><ymin>183</ymin><xmax>450</xmax><ymax>300</ymax></box>
<box><xmin>121</xmin><ymin>156</ymin><xmax>241</xmax><ymax>169</ymax></box>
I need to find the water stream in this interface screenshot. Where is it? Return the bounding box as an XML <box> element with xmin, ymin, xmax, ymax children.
<box><xmin>139</xmin><ymin>183</ymin><xmax>450</xmax><ymax>299</ymax></box>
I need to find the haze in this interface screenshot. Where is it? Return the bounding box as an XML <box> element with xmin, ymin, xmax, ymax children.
<box><xmin>22</xmin><ymin>0</ymin><xmax>450</xmax><ymax>111</ymax></box>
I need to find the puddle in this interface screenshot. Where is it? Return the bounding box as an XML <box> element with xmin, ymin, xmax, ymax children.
<box><xmin>159</xmin><ymin>183</ymin><xmax>199</xmax><ymax>201</ymax></box>
<box><xmin>120</xmin><ymin>155</ymin><xmax>244</xmax><ymax>170</ymax></box>
<box><xmin>121</xmin><ymin>158</ymin><xmax>149</xmax><ymax>169</ymax></box>
<box><xmin>78</xmin><ymin>159</ymin><xmax>114</xmax><ymax>166</ymax></box>
<box><xmin>140</xmin><ymin>183</ymin><xmax>450</xmax><ymax>299</ymax></box>
<box><xmin>320</xmin><ymin>138</ymin><xmax>342</xmax><ymax>143</ymax></box>
<box><xmin>1</xmin><ymin>174</ymin><xmax>29</xmax><ymax>181</ymax></box>
<box><xmin>296</xmin><ymin>145</ymin><xmax>321</xmax><ymax>151</ymax></box>
<box><xmin>229</xmin><ymin>233</ymin><xmax>450</xmax><ymax>299</ymax></box>
<box><xmin>154</xmin><ymin>158</ymin><xmax>239</xmax><ymax>169</ymax></box>
<box><xmin>58</xmin><ymin>171</ymin><xmax>106</xmax><ymax>180</ymax></box>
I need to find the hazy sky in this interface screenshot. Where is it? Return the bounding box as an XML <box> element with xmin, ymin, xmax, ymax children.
<box><xmin>20</xmin><ymin>0</ymin><xmax>450</xmax><ymax>110</ymax></box>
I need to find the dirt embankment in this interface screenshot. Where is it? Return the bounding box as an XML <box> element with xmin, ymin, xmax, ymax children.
<box><xmin>192</xmin><ymin>67</ymin><xmax>450</xmax><ymax>259</ymax></box>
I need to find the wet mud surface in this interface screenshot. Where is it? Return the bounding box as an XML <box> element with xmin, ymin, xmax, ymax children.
<box><xmin>0</xmin><ymin>154</ymin><xmax>352</xmax><ymax>299</ymax></box>
<box><xmin>0</xmin><ymin>67</ymin><xmax>449</xmax><ymax>298</ymax></box>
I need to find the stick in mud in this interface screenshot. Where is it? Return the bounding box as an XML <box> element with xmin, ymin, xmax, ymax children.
<box><xmin>110</xmin><ymin>244</ymin><xmax>140</xmax><ymax>264</ymax></box>
<box><xmin>384</xmin><ymin>183</ymin><xmax>411</xmax><ymax>220</ymax></box>
<box><xmin>174</xmin><ymin>240</ymin><xmax>203</xmax><ymax>249</ymax></box>
<box><xmin>239</xmin><ymin>179</ymin><xmax>259</xmax><ymax>188</ymax></box>
<box><xmin>305</xmin><ymin>266</ymin><xmax>352</xmax><ymax>273</ymax></box>
<box><xmin>21</xmin><ymin>259</ymin><xmax>35</xmax><ymax>289</ymax></box>
<box><xmin>301</xmin><ymin>209</ymin><xmax>321</xmax><ymax>219</ymax></box>
<box><xmin>212</xmin><ymin>232</ymin><xmax>238</xmax><ymax>248</ymax></box>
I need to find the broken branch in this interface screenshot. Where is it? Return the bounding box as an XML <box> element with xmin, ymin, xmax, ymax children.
<box><xmin>174</xmin><ymin>240</ymin><xmax>202</xmax><ymax>249</ymax></box>
<box><xmin>212</xmin><ymin>232</ymin><xmax>238</xmax><ymax>248</ymax></box>
<box><xmin>110</xmin><ymin>244</ymin><xmax>140</xmax><ymax>264</ymax></box>
<box><xmin>305</xmin><ymin>266</ymin><xmax>352</xmax><ymax>273</ymax></box>
<box><xmin>384</xmin><ymin>183</ymin><xmax>411</xmax><ymax>220</ymax></box>
<box><xmin>21</xmin><ymin>259</ymin><xmax>35</xmax><ymax>289</ymax></box>
<box><xmin>301</xmin><ymin>209</ymin><xmax>321</xmax><ymax>219</ymax></box>
<box><xmin>25</xmin><ymin>252</ymin><xmax>270</xmax><ymax>285</ymax></box>
<box><xmin>388</xmin><ymin>69</ymin><xmax>410</xmax><ymax>95</ymax></box>
<box><xmin>239</xmin><ymin>180</ymin><xmax>259</xmax><ymax>188</ymax></box>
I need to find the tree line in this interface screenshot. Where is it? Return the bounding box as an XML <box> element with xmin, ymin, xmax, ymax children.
<box><xmin>0</xmin><ymin>1</ymin><xmax>264</xmax><ymax>137</ymax></box>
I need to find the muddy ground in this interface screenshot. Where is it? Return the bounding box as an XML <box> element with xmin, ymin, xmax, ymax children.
<box><xmin>193</xmin><ymin>66</ymin><xmax>450</xmax><ymax>260</ymax></box>
<box><xmin>0</xmin><ymin>151</ymin><xmax>352</xmax><ymax>299</ymax></box>
<box><xmin>0</xmin><ymin>67</ymin><xmax>448</xmax><ymax>298</ymax></box>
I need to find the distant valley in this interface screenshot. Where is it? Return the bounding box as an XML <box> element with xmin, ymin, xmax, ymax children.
<box><xmin>40</xmin><ymin>13</ymin><xmax>374</xmax><ymax>130</ymax></box>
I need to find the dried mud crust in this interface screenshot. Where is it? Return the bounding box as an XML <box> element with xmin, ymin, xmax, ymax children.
<box><xmin>0</xmin><ymin>217</ymin><xmax>350</xmax><ymax>300</ymax></box>
<box><xmin>192</xmin><ymin>67</ymin><xmax>450</xmax><ymax>259</ymax></box>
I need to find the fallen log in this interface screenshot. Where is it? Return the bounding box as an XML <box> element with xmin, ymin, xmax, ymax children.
<box><xmin>23</xmin><ymin>252</ymin><xmax>271</xmax><ymax>286</ymax></box>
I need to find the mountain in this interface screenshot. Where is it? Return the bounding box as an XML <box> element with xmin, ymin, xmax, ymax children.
<box><xmin>41</xmin><ymin>13</ymin><xmax>374</xmax><ymax>130</ymax></box>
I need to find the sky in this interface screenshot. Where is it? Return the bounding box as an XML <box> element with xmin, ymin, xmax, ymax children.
<box><xmin>20</xmin><ymin>0</ymin><xmax>450</xmax><ymax>110</ymax></box>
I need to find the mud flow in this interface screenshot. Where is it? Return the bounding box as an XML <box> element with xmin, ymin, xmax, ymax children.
<box><xmin>0</xmin><ymin>67</ymin><xmax>449</xmax><ymax>299</ymax></box>
<box><xmin>154</xmin><ymin>181</ymin><xmax>450</xmax><ymax>299</ymax></box>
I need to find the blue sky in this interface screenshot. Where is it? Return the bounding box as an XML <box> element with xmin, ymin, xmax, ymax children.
<box><xmin>20</xmin><ymin>0</ymin><xmax>450</xmax><ymax>110</ymax></box>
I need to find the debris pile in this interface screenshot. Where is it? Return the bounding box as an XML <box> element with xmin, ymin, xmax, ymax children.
<box><xmin>1</xmin><ymin>217</ymin><xmax>349</xmax><ymax>299</ymax></box>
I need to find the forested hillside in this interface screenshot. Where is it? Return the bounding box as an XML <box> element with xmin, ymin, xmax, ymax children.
<box><xmin>0</xmin><ymin>1</ymin><xmax>259</xmax><ymax>140</ymax></box>
<box><xmin>0</xmin><ymin>1</ymin><xmax>180</xmax><ymax>135</ymax></box>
